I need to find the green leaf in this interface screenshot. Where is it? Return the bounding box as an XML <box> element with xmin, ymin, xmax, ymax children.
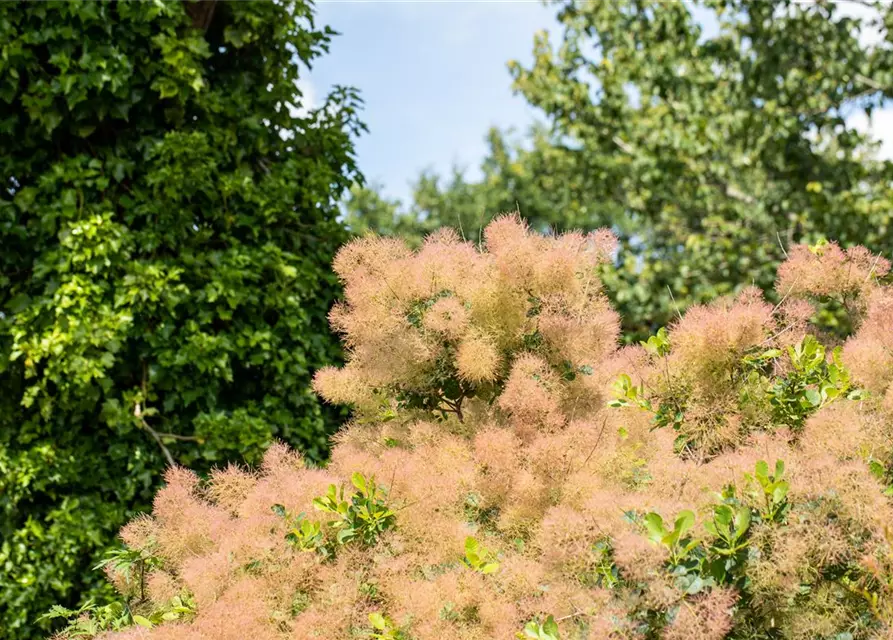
<box><xmin>755</xmin><ymin>460</ymin><xmax>769</xmax><ymax>480</ymax></box>
<box><xmin>674</xmin><ymin>510</ymin><xmax>695</xmax><ymax>537</ymax></box>
<box><xmin>804</xmin><ymin>389</ymin><xmax>822</xmax><ymax>407</ymax></box>
<box><xmin>542</xmin><ymin>615</ymin><xmax>559</xmax><ymax>637</ymax></box>
<box><xmin>772</xmin><ymin>481</ymin><xmax>789</xmax><ymax>504</ymax></box>
<box><xmin>713</xmin><ymin>505</ymin><xmax>733</xmax><ymax>526</ymax></box>
<box><xmin>6</xmin><ymin>293</ymin><xmax>31</xmax><ymax>314</ymax></box>
<box><xmin>684</xmin><ymin>575</ymin><xmax>708</xmax><ymax>595</ymax></box>
<box><xmin>733</xmin><ymin>506</ymin><xmax>751</xmax><ymax>537</ymax></box>
<box><xmin>336</xmin><ymin>528</ymin><xmax>356</xmax><ymax>544</ymax></box>
<box><xmin>681</xmin><ymin>537</ymin><xmax>701</xmax><ymax>556</ymax></box>
<box><xmin>643</xmin><ymin>512</ymin><xmax>666</xmax><ymax>542</ymax></box>
<box><xmin>133</xmin><ymin>615</ymin><xmax>154</xmax><ymax>629</ymax></box>
<box><xmin>368</xmin><ymin>612</ymin><xmax>387</xmax><ymax>631</ymax></box>
<box><xmin>351</xmin><ymin>472</ymin><xmax>367</xmax><ymax>494</ymax></box>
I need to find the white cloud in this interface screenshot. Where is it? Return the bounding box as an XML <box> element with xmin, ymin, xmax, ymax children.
<box><xmin>763</xmin><ymin>2</ymin><xmax>893</xmax><ymax>161</ymax></box>
<box><xmin>275</xmin><ymin>75</ymin><xmax>318</xmax><ymax>140</ymax></box>
<box><xmin>847</xmin><ymin>107</ymin><xmax>893</xmax><ymax>160</ymax></box>
<box><xmin>831</xmin><ymin>2</ymin><xmax>893</xmax><ymax>159</ymax></box>
<box><xmin>288</xmin><ymin>76</ymin><xmax>317</xmax><ymax>119</ymax></box>
<box><xmin>831</xmin><ymin>0</ymin><xmax>888</xmax><ymax>48</ymax></box>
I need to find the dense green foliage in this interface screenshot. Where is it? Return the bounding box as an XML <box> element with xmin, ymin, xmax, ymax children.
<box><xmin>344</xmin><ymin>0</ymin><xmax>893</xmax><ymax>340</ymax></box>
<box><xmin>0</xmin><ymin>1</ymin><xmax>363</xmax><ymax>636</ymax></box>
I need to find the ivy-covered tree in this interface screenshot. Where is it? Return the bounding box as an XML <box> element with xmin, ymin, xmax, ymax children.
<box><xmin>0</xmin><ymin>1</ymin><xmax>363</xmax><ymax>637</ymax></box>
<box><xmin>346</xmin><ymin>0</ymin><xmax>893</xmax><ymax>340</ymax></box>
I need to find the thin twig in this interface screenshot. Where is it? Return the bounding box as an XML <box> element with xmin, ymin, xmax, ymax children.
<box><xmin>387</xmin><ymin>465</ymin><xmax>398</xmax><ymax>505</ymax></box>
<box><xmin>771</xmin><ymin>278</ymin><xmax>799</xmax><ymax>315</ymax></box>
<box><xmin>776</xmin><ymin>231</ymin><xmax>788</xmax><ymax>258</ymax></box>
<box><xmin>372</xmin><ymin>264</ymin><xmax>403</xmax><ymax>303</ymax></box>
<box><xmin>440</xmin><ymin>395</ymin><xmax>465</xmax><ymax>422</ymax></box>
<box><xmin>394</xmin><ymin>498</ymin><xmax>423</xmax><ymax>513</ymax></box>
<box><xmin>762</xmin><ymin>316</ymin><xmax>799</xmax><ymax>346</ymax></box>
<box><xmin>864</xmin><ymin>251</ymin><xmax>885</xmax><ymax>284</ymax></box>
<box><xmin>575</xmin><ymin>416</ymin><xmax>608</xmax><ymax>475</ymax></box>
<box><xmin>557</xmin><ymin>610</ymin><xmax>585</xmax><ymax>622</ymax></box>
<box><xmin>676</xmin><ymin>476</ymin><xmax>690</xmax><ymax>501</ymax></box>
<box><xmin>667</xmin><ymin>286</ymin><xmax>683</xmax><ymax>321</ymax></box>
<box><xmin>138</xmin><ymin>361</ymin><xmax>175</xmax><ymax>467</ymax></box>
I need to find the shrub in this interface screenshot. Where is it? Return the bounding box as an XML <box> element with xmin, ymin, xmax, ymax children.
<box><xmin>0</xmin><ymin>1</ymin><xmax>362</xmax><ymax>636</ymax></box>
<box><xmin>60</xmin><ymin>218</ymin><xmax>893</xmax><ymax>639</ymax></box>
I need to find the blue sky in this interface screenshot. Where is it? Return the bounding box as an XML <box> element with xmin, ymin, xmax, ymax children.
<box><xmin>305</xmin><ymin>1</ymin><xmax>893</xmax><ymax>205</ymax></box>
<box><xmin>308</xmin><ymin>1</ymin><xmax>557</xmax><ymax>203</ymax></box>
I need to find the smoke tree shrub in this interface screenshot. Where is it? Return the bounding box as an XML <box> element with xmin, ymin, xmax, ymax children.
<box><xmin>62</xmin><ymin>219</ymin><xmax>893</xmax><ymax>639</ymax></box>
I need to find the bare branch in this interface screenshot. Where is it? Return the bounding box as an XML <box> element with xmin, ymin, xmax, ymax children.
<box><xmin>612</xmin><ymin>135</ymin><xmax>634</xmax><ymax>154</ymax></box>
<box><xmin>153</xmin><ymin>432</ymin><xmax>201</xmax><ymax>442</ymax></box>
<box><xmin>185</xmin><ymin>0</ymin><xmax>217</xmax><ymax>31</ymax></box>
<box><xmin>139</xmin><ymin>416</ymin><xmax>175</xmax><ymax>468</ymax></box>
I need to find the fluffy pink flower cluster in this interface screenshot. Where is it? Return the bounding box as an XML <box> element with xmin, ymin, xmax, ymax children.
<box><xmin>90</xmin><ymin>219</ymin><xmax>892</xmax><ymax>640</ymax></box>
<box><xmin>776</xmin><ymin>241</ymin><xmax>890</xmax><ymax>302</ymax></box>
<box><xmin>313</xmin><ymin>217</ymin><xmax>619</xmax><ymax>416</ymax></box>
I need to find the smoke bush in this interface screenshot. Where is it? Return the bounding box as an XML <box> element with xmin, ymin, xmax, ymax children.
<box><xmin>54</xmin><ymin>219</ymin><xmax>893</xmax><ymax>639</ymax></box>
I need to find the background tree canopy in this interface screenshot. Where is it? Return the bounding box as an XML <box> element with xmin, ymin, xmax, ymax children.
<box><xmin>0</xmin><ymin>1</ymin><xmax>363</xmax><ymax>636</ymax></box>
<box><xmin>344</xmin><ymin>0</ymin><xmax>893</xmax><ymax>340</ymax></box>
